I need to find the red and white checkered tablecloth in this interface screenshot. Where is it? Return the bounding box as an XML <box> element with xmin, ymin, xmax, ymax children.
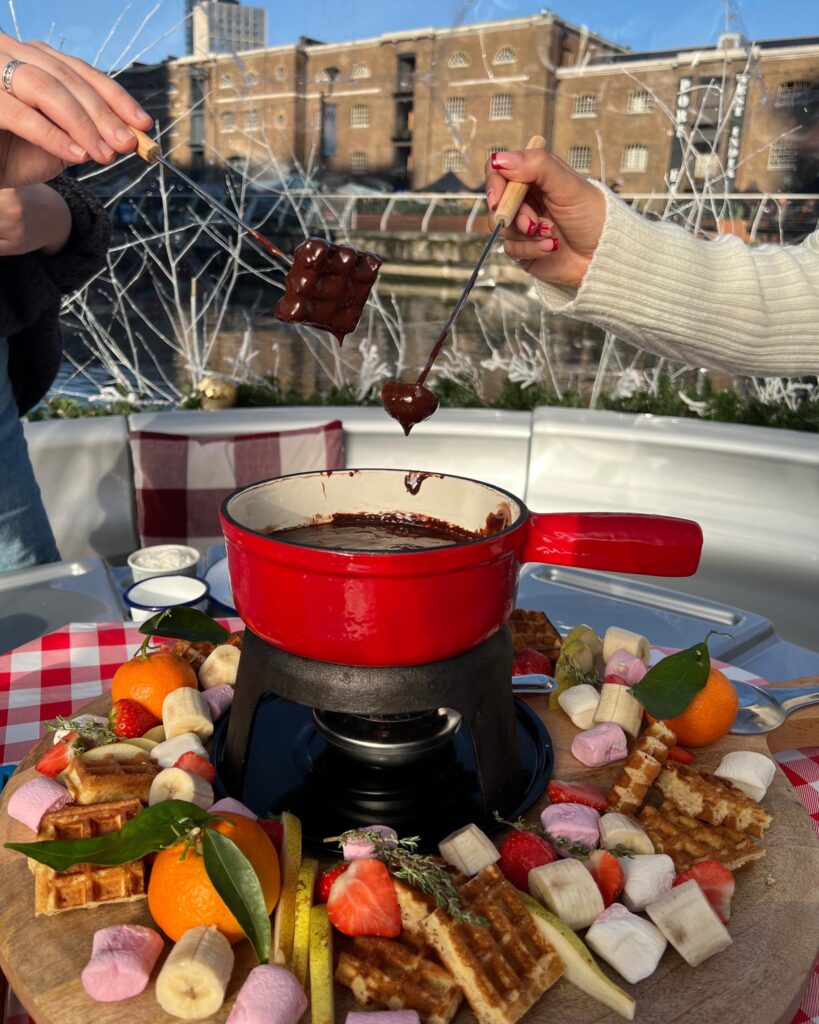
<box><xmin>1</xmin><ymin>623</ymin><xmax>817</xmax><ymax>1024</ymax></box>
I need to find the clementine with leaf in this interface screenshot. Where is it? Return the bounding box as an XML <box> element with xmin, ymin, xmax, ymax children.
<box><xmin>111</xmin><ymin>650</ymin><xmax>197</xmax><ymax>720</ymax></box>
<box><xmin>648</xmin><ymin>667</ymin><xmax>739</xmax><ymax>747</ymax></box>
<box><xmin>147</xmin><ymin>813</ymin><xmax>280</xmax><ymax>943</ymax></box>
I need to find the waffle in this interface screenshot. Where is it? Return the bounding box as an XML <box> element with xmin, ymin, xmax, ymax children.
<box><xmin>61</xmin><ymin>753</ymin><xmax>159</xmax><ymax>804</ymax></box>
<box><xmin>32</xmin><ymin>799</ymin><xmax>146</xmax><ymax>916</ymax></box>
<box><xmin>508</xmin><ymin>609</ymin><xmax>562</xmax><ymax>661</ymax></box>
<box><xmin>421</xmin><ymin>864</ymin><xmax>564</xmax><ymax>1024</ymax></box>
<box><xmin>607</xmin><ymin>720</ymin><xmax>677</xmax><ymax>815</ymax></box>
<box><xmin>656</xmin><ymin>762</ymin><xmax>772</xmax><ymax>837</ymax></box>
<box><xmin>393</xmin><ymin>876</ymin><xmax>440</xmax><ymax>946</ymax></box>
<box><xmin>336</xmin><ymin>936</ymin><xmax>463</xmax><ymax>1024</ymax></box>
<box><xmin>172</xmin><ymin>639</ymin><xmax>214</xmax><ymax>671</ymax></box>
<box><xmin>640</xmin><ymin>801</ymin><xmax>766</xmax><ymax>872</ymax></box>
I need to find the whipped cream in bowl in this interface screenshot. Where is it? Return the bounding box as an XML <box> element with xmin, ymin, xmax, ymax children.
<box><xmin>127</xmin><ymin>544</ymin><xmax>201</xmax><ymax>582</ymax></box>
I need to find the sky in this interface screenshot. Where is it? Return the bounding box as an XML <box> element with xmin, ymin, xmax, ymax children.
<box><xmin>2</xmin><ymin>0</ymin><xmax>816</xmax><ymax>69</ymax></box>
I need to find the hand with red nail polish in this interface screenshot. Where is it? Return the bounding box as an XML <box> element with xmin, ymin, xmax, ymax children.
<box><xmin>485</xmin><ymin>146</ymin><xmax>606</xmax><ymax>289</ymax></box>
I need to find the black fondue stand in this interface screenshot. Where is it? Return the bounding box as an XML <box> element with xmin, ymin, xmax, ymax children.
<box><xmin>216</xmin><ymin>625</ymin><xmax>551</xmax><ymax>847</ymax></box>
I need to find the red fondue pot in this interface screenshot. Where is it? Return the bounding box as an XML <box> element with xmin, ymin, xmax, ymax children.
<box><xmin>220</xmin><ymin>469</ymin><xmax>702</xmax><ymax>666</ymax></box>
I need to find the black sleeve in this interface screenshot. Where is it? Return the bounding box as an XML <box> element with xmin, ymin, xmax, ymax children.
<box><xmin>34</xmin><ymin>175</ymin><xmax>112</xmax><ymax>293</ymax></box>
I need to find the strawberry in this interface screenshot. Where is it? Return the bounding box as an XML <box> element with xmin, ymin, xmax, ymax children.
<box><xmin>497</xmin><ymin>830</ymin><xmax>557</xmax><ymax>891</ymax></box>
<box><xmin>673</xmin><ymin>860</ymin><xmax>735</xmax><ymax>925</ymax></box>
<box><xmin>603</xmin><ymin>674</ymin><xmax>628</xmax><ymax>686</ymax></box>
<box><xmin>35</xmin><ymin>731</ymin><xmax>81</xmax><ymax>777</ymax></box>
<box><xmin>258</xmin><ymin>818</ymin><xmax>283</xmax><ymax>853</ymax></box>
<box><xmin>667</xmin><ymin>746</ymin><xmax>695</xmax><ymax>765</ymax></box>
<box><xmin>547</xmin><ymin>779</ymin><xmax>608</xmax><ymax>812</ymax></box>
<box><xmin>585</xmin><ymin>849</ymin><xmax>624</xmax><ymax>907</ymax></box>
<box><xmin>512</xmin><ymin>648</ymin><xmax>554</xmax><ymax>677</ymax></box>
<box><xmin>326</xmin><ymin>858</ymin><xmax>401</xmax><ymax>937</ymax></box>
<box><xmin>315</xmin><ymin>862</ymin><xmax>350</xmax><ymax>903</ymax></box>
<box><xmin>110</xmin><ymin>699</ymin><xmax>160</xmax><ymax>739</ymax></box>
<box><xmin>173</xmin><ymin>751</ymin><xmax>216</xmax><ymax>784</ymax></box>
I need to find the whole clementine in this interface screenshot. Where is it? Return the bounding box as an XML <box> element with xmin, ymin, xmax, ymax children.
<box><xmin>111</xmin><ymin>650</ymin><xmax>197</xmax><ymax>720</ymax></box>
<box><xmin>148</xmin><ymin>813</ymin><xmax>281</xmax><ymax>944</ymax></box>
<box><xmin>649</xmin><ymin>667</ymin><xmax>739</xmax><ymax>747</ymax></box>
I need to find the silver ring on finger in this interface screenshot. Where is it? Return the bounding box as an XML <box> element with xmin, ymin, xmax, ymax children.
<box><xmin>2</xmin><ymin>59</ymin><xmax>25</xmax><ymax>98</ymax></box>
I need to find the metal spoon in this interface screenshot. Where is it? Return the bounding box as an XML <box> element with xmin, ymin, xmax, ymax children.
<box><xmin>512</xmin><ymin>674</ymin><xmax>558</xmax><ymax>695</ymax></box>
<box><xmin>730</xmin><ymin>679</ymin><xmax>819</xmax><ymax>734</ymax></box>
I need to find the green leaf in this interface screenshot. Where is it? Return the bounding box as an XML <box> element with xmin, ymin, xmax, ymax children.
<box><xmin>630</xmin><ymin>638</ymin><xmax>712</xmax><ymax>719</ymax></box>
<box><xmin>139</xmin><ymin>607</ymin><xmax>231</xmax><ymax>645</ymax></box>
<box><xmin>5</xmin><ymin>800</ymin><xmax>212</xmax><ymax>871</ymax></box>
<box><xmin>203</xmin><ymin>828</ymin><xmax>271</xmax><ymax>963</ymax></box>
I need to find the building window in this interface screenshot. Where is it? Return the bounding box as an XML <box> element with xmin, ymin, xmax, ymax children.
<box><xmin>350</xmin><ymin>151</ymin><xmax>368</xmax><ymax>171</ymax></box>
<box><xmin>274</xmin><ymin>112</ymin><xmax>286</xmax><ymax>128</ymax></box>
<box><xmin>275</xmin><ymin>66</ymin><xmax>286</xmax><ymax>81</ymax></box>
<box><xmin>245</xmin><ymin>110</ymin><xmax>259</xmax><ymax>130</ymax></box>
<box><xmin>448</xmin><ymin>51</ymin><xmax>470</xmax><ymax>69</ymax></box>
<box><xmin>572</xmin><ymin>94</ymin><xmax>598</xmax><ymax>117</ymax></box>
<box><xmin>442</xmin><ymin>148</ymin><xmax>464</xmax><ymax>172</ymax></box>
<box><xmin>487</xmin><ymin>144</ymin><xmax>506</xmax><ymax>157</ymax></box>
<box><xmin>244</xmin><ymin>73</ymin><xmax>258</xmax><ymax>86</ymax></box>
<box><xmin>692</xmin><ymin>151</ymin><xmax>719</xmax><ymax>179</ymax></box>
<box><xmin>313</xmin><ymin>109</ymin><xmax>321</xmax><ymax>131</ymax></box>
<box><xmin>767</xmin><ymin>139</ymin><xmax>797</xmax><ymax>169</ymax></box>
<box><xmin>351</xmin><ymin>63</ymin><xmax>371</xmax><ymax>80</ymax></box>
<box><xmin>490</xmin><ymin>93</ymin><xmax>513</xmax><ymax>119</ymax></box>
<box><xmin>221</xmin><ymin>111</ymin><xmax>234</xmax><ymax>131</ymax></box>
<box><xmin>221</xmin><ymin>74</ymin><xmax>233</xmax><ymax>88</ymax></box>
<box><xmin>316</xmin><ymin>68</ymin><xmax>332</xmax><ymax>84</ymax></box>
<box><xmin>776</xmin><ymin>80</ymin><xmax>810</xmax><ymax>106</ymax></box>
<box><xmin>445</xmin><ymin>97</ymin><xmax>466</xmax><ymax>123</ymax></box>
<box><xmin>621</xmin><ymin>143</ymin><xmax>649</xmax><ymax>172</ymax></box>
<box><xmin>627</xmin><ymin>90</ymin><xmax>654</xmax><ymax>114</ymax></box>
<box><xmin>492</xmin><ymin>46</ymin><xmax>517</xmax><ymax>65</ymax></box>
<box><xmin>351</xmin><ymin>104</ymin><xmax>370</xmax><ymax>128</ymax></box>
<box><xmin>568</xmin><ymin>145</ymin><xmax>592</xmax><ymax>172</ymax></box>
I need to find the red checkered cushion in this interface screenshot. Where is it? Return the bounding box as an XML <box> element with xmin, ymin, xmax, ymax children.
<box><xmin>129</xmin><ymin>420</ymin><xmax>344</xmax><ymax>548</ymax></box>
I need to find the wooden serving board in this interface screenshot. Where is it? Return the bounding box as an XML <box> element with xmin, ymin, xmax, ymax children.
<box><xmin>1</xmin><ymin>691</ymin><xmax>817</xmax><ymax>1024</ymax></box>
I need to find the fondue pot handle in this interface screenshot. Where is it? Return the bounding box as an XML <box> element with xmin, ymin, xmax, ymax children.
<box><xmin>521</xmin><ymin>512</ymin><xmax>703</xmax><ymax>577</ymax></box>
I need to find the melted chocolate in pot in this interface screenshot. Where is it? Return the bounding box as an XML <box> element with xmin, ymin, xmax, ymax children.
<box><xmin>268</xmin><ymin>512</ymin><xmax>478</xmax><ymax>552</ymax></box>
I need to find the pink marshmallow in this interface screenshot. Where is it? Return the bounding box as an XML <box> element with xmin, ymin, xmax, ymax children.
<box><xmin>81</xmin><ymin>925</ymin><xmax>164</xmax><ymax>1002</ymax></box>
<box><xmin>342</xmin><ymin>824</ymin><xmax>398</xmax><ymax>861</ymax></box>
<box><xmin>571</xmin><ymin>723</ymin><xmax>629</xmax><ymax>767</ymax></box>
<box><xmin>348</xmin><ymin>1015</ymin><xmax>420</xmax><ymax>1024</ymax></box>
<box><xmin>201</xmin><ymin>684</ymin><xmax>234</xmax><ymax>720</ymax></box>
<box><xmin>7</xmin><ymin>776</ymin><xmax>73</xmax><ymax>832</ymax></box>
<box><xmin>541</xmin><ymin>803</ymin><xmax>600</xmax><ymax>854</ymax></box>
<box><xmin>227</xmin><ymin>965</ymin><xmax>307</xmax><ymax>1024</ymax></box>
<box><xmin>210</xmin><ymin>797</ymin><xmax>257</xmax><ymax>819</ymax></box>
<box><xmin>604</xmin><ymin>650</ymin><xmax>649</xmax><ymax>686</ymax></box>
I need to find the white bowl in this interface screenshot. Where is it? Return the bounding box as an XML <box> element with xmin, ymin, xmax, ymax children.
<box><xmin>123</xmin><ymin>575</ymin><xmax>210</xmax><ymax>624</ymax></box>
<box><xmin>127</xmin><ymin>544</ymin><xmax>201</xmax><ymax>582</ymax></box>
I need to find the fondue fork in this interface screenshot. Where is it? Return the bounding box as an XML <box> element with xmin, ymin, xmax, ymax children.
<box><xmin>512</xmin><ymin>673</ymin><xmax>557</xmax><ymax>696</ymax></box>
<box><xmin>129</xmin><ymin>128</ymin><xmax>294</xmax><ymax>271</ymax></box>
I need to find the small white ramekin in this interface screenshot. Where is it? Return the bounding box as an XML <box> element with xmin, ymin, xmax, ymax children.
<box><xmin>127</xmin><ymin>544</ymin><xmax>201</xmax><ymax>583</ymax></box>
<box><xmin>123</xmin><ymin>575</ymin><xmax>210</xmax><ymax>623</ymax></box>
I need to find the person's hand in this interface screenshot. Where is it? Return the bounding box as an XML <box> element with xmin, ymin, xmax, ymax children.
<box><xmin>0</xmin><ymin>36</ymin><xmax>154</xmax><ymax>188</ymax></box>
<box><xmin>485</xmin><ymin>149</ymin><xmax>608</xmax><ymax>289</ymax></box>
<box><xmin>0</xmin><ymin>185</ymin><xmax>72</xmax><ymax>256</ymax></box>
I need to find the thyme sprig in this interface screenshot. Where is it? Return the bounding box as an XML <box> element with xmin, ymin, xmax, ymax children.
<box><xmin>46</xmin><ymin>715</ymin><xmax>113</xmax><ymax>747</ymax></box>
<box><xmin>335</xmin><ymin>829</ymin><xmax>489</xmax><ymax>928</ymax></box>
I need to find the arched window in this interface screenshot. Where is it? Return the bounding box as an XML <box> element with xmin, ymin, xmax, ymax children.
<box><xmin>243</xmin><ymin>72</ymin><xmax>258</xmax><ymax>86</ymax></box>
<box><xmin>351</xmin><ymin>63</ymin><xmax>371</xmax><ymax>80</ymax></box>
<box><xmin>492</xmin><ymin>47</ymin><xmax>517</xmax><ymax>65</ymax></box>
<box><xmin>275</xmin><ymin>66</ymin><xmax>286</xmax><ymax>81</ymax></box>
<box><xmin>447</xmin><ymin>52</ymin><xmax>470</xmax><ymax>69</ymax></box>
<box><xmin>274</xmin><ymin>112</ymin><xmax>286</xmax><ymax>128</ymax></box>
<box><xmin>315</xmin><ymin>68</ymin><xmax>332</xmax><ymax>84</ymax></box>
<box><xmin>221</xmin><ymin>73</ymin><xmax>233</xmax><ymax>88</ymax></box>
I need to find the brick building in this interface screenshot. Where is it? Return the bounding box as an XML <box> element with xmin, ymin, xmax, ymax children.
<box><xmin>163</xmin><ymin>15</ymin><xmax>818</xmax><ymax>193</ymax></box>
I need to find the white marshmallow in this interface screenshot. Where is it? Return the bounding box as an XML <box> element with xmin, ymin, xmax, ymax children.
<box><xmin>619</xmin><ymin>853</ymin><xmax>675</xmax><ymax>911</ymax></box>
<box><xmin>586</xmin><ymin>903</ymin><xmax>667</xmax><ymax>984</ymax></box>
<box><xmin>714</xmin><ymin>750</ymin><xmax>776</xmax><ymax>802</ymax></box>
<box><xmin>557</xmin><ymin>684</ymin><xmax>600</xmax><ymax>729</ymax></box>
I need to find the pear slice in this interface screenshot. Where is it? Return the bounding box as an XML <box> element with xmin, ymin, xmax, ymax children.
<box><xmin>309</xmin><ymin>905</ymin><xmax>334</xmax><ymax>1024</ymax></box>
<box><xmin>291</xmin><ymin>858</ymin><xmax>319</xmax><ymax>986</ymax></box>
<box><xmin>520</xmin><ymin>893</ymin><xmax>636</xmax><ymax>1021</ymax></box>
<box><xmin>81</xmin><ymin>742</ymin><xmax>148</xmax><ymax>763</ymax></box>
<box><xmin>125</xmin><ymin>736</ymin><xmax>158</xmax><ymax>753</ymax></box>
<box><xmin>272</xmin><ymin>810</ymin><xmax>302</xmax><ymax>966</ymax></box>
<box><xmin>142</xmin><ymin>725</ymin><xmax>166</xmax><ymax>743</ymax></box>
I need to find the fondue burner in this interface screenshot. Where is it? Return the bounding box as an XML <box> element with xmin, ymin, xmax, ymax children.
<box><xmin>213</xmin><ymin>626</ymin><xmax>552</xmax><ymax>848</ymax></box>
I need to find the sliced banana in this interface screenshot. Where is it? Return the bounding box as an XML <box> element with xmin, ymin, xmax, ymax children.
<box><xmin>603</xmin><ymin>627</ymin><xmax>650</xmax><ymax>665</ymax></box>
<box><xmin>557</xmin><ymin>684</ymin><xmax>601</xmax><ymax>730</ymax></box>
<box><xmin>438</xmin><ymin>823</ymin><xmax>501</xmax><ymax>876</ymax></box>
<box><xmin>599</xmin><ymin>813</ymin><xmax>654</xmax><ymax>855</ymax></box>
<box><xmin>528</xmin><ymin>858</ymin><xmax>604</xmax><ymax>931</ymax></box>
<box><xmin>199</xmin><ymin>645</ymin><xmax>241</xmax><ymax>690</ymax></box>
<box><xmin>149</xmin><ymin>767</ymin><xmax>213</xmax><ymax>809</ymax></box>
<box><xmin>151</xmin><ymin>733</ymin><xmax>208</xmax><ymax>769</ymax></box>
<box><xmin>593</xmin><ymin>683</ymin><xmax>644</xmax><ymax>738</ymax></box>
<box><xmin>162</xmin><ymin>689</ymin><xmax>214</xmax><ymax>742</ymax></box>
<box><xmin>646</xmin><ymin>879</ymin><xmax>732</xmax><ymax>966</ymax></box>
<box><xmin>155</xmin><ymin>925</ymin><xmax>234</xmax><ymax>1020</ymax></box>
<box><xmin>82</xmin><ymin>742</ymin><xmax>148</xmax><ymax>763</ymax></box>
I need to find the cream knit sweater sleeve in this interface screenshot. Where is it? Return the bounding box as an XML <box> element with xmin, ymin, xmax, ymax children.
<box><xmin>534</xmin><ymin>183</ymin><xmax>819</xmax><ymax>376</ymax></box>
